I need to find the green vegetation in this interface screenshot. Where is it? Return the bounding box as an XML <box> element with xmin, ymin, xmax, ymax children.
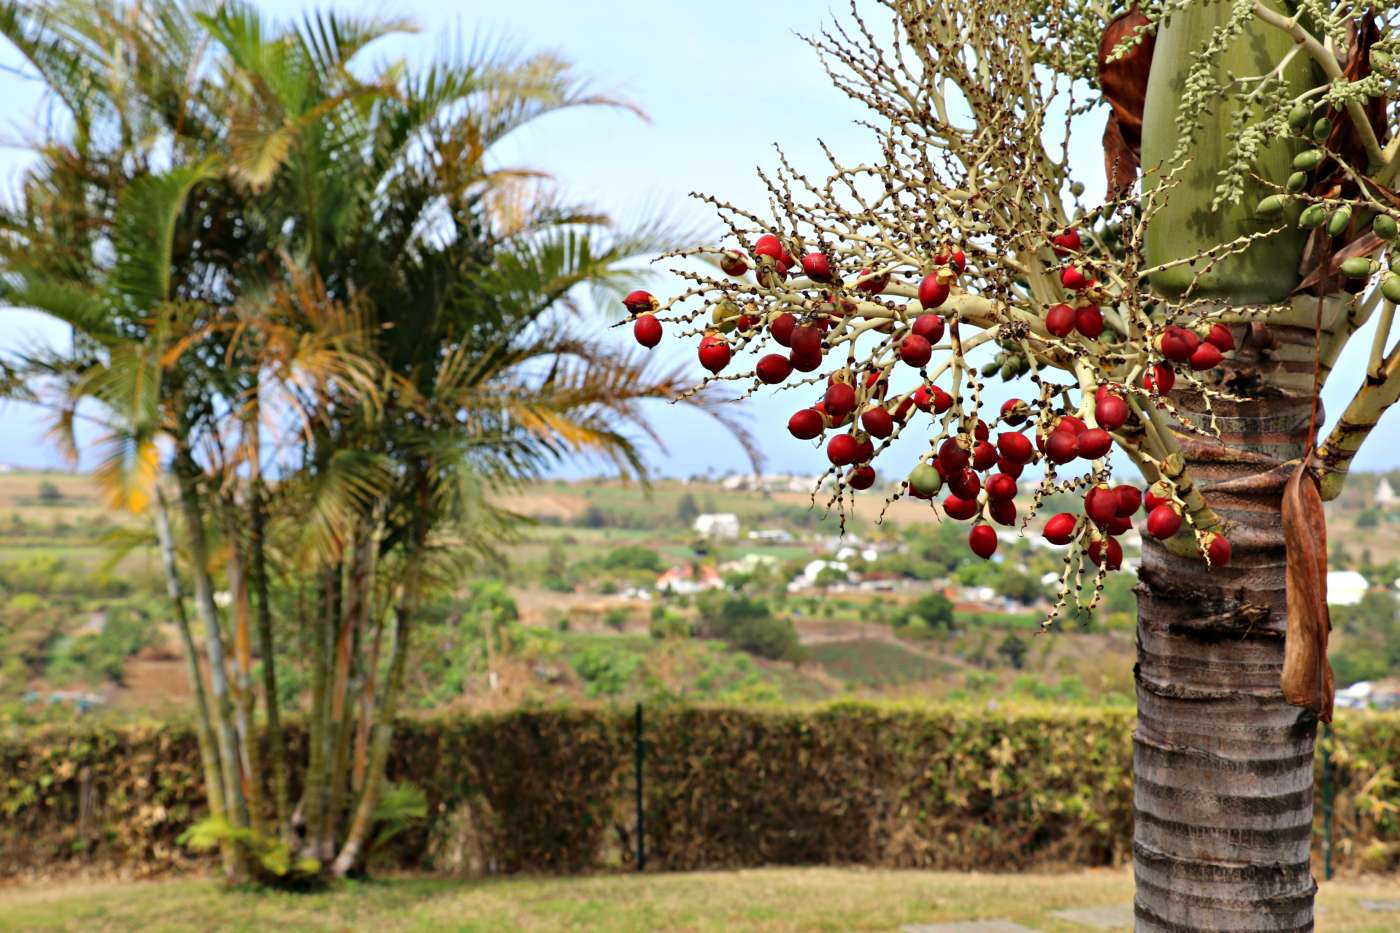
<box><xmin>804</xmin><ymin>640</ymin><xmax>952</xmax><ymax>686</ymax></box>
<box><xmin>3</xmin><ymin>867</ymin><xmax>1399</xmax><ymax>933</ymax></box>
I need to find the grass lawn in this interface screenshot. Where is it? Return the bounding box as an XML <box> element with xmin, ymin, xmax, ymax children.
<box><xmin>1</xmin><ymin>867</ymin><xmax>1397</xmax><ymax>932</ymax></box>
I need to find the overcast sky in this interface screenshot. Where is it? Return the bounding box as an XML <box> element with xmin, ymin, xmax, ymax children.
<box><xmin>1</xmin><ymin>0</ymin><xmax>1395</xmax><ymax>479</ymax></box>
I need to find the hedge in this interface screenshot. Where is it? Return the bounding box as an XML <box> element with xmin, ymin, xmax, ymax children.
<box><xmin>2</xmin><ymin>704</ymin><xmax>1397</xmax><ymax>879</ymax></box>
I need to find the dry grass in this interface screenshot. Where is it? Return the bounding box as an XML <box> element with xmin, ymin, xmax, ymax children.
<box><xmin>0</xmin><ymin>867</ymin><xmax>1396</xmax><ymax>932</ymax></box>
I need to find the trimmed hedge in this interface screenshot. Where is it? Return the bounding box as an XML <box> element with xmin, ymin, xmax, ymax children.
<box><xmin>2</xmin><ymin>704</ymin><xmax>1397</xmax><ymax>878</ymax></box>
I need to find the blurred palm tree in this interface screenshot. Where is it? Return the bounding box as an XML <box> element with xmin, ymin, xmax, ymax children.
<box><xmin>0</xmin><ymin>0</ymin><xmax>750</xmax><ymax>881</ymax></box>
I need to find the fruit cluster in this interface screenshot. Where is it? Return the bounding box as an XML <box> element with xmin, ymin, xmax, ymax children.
<box><xmin>620</xmin><ymin>221</ymin><xmax>1242</xmax><ymax>614</ymax></box>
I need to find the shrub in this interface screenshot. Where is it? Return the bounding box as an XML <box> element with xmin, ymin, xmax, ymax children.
<box><xmin>696</xmin><ymin>593</ymin><xmax>799</xmax><ymax>661</ymax></box>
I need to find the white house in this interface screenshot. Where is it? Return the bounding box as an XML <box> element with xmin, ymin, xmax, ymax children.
<box><xmin>1377</xmin><ymin>478</ymin><xmax>1398</xmax><ymax>507</ymax></box>
<box><xmin>1327</xmin><ymin>570</ymin><xmax>1369</xmax><ymax>606</ymax></box>
<box><xmin>693</xmin><ymin>513</ymin><xmax>740</xmax><ymax>540</ymax></box>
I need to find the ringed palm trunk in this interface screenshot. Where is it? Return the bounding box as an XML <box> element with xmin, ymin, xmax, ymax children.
<box><xmin>1137</xmin><ymin>4</ymin><xmax>1329</xmax><ymax>928</ymax></box>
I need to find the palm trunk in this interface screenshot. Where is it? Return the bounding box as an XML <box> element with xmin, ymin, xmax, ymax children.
<box><xmin>174</xmin><ymin>449</ymin><xmax>250</xmax><ymax>869</ymax></box>
<box><xmin>298</xmin><ymin>568</ymin><xmax>338</xmax><ymax>862</ymax></box>
<box><xmin>225</xmin><ymin>526</ymin><xmax>266</xmax><ymax>836</ymax></box>
<box><xmin>1133</xmin><ymin>317</ymin><xmax>1327</xmax><ymax>931</ymax></box>
<box><xmin>153</xmin><ymin>485</ymin><xmax>231</xmax><ymax>875</ymax></box>
<box><xmin>321</xmin><ymin>531</ymin><xmax>371</xmax><ymax>858</ymax></box>
<box><xmin>331</xmin><ymin>576</ymin><xmax>415</xmax><ymax>878</ymax></box>
<box><xmin>251</xmin><ymin>472</ymin><xmax>291</xmax><ymax>842</ymax></box>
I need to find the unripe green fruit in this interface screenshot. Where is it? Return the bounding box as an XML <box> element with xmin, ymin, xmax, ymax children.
<box><xmin>1373</xmin><ymin>50</ymin><xmax>1393</xmax><ymax>72</ymax></box>
<box><xmin>1299</xmin><ymin>204</ymin><xmax>1328</xmax><ymax>229</ymax></box>
<box><xmin>1391</xmin><ymin>257</ymin><xmax>1400</xmax><ymax>276</ymax></box>
<box><xmin>1255</xmin><ymin>195</ymin><xmax>1287</xmax><ymax>217</ymax></box>
<box><xmin>1286</xmin><ymin>171</ymin><xmax>1309</xmax><ymax>193</ymax></box>
<box><xmin>1383</xmin><ymin>274</ymin><xmax>1400</xmax><ymax>304</ymax></box>
<box><xmin>1312</xmin><ymin>117</ymin><xmax>1332</xmax><ymax>142</ymax></box>
<box><xmin>1340</xmin><ymin>257</ymin><xmax>1379</xmax><ymax>279</ymax></box>
<box><xmin>1327</xmin><ymin>205</ymin><xmax>1352</xmax><ymax>237</ymax></box>
<box><xmin>1374</xmin><ymin>214</ymin><xmax>1398</xmax><ymax>241</ymax></box>
<box><xmin>1287</xmin><ymin>102</ymin><xmax>1312</xmax><ymax>130</ymax></box>
<box><xmin>981</xmin><ymin>360</ymin><xmax>1000</xmax><ymax>377</ymax></box>
<box><xmin>1293</xmin><ymin>149</ymin><xmax>1324</xmax><ymax>170</ymax></box>
<box><xmin>908</xmin><ymin>463</ymin><xmax>942</xmax><ymax>497</ymax></box>
<box><xmin>1069</xmin><ymin>181</ymin><xmax>1085</xmax><ymax>197</ymax></box>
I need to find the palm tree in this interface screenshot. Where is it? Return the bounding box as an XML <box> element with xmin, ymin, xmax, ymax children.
<box><xmin>0</xmin><ymin>0</ymin><xmax>750</xmax><ymax>881</ymax></box>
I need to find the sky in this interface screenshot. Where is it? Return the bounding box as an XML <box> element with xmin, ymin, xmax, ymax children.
<box><xmin>1</xmin><ymin>0</ymin><xmax>1397</xmax><ymax>480</ymax></box>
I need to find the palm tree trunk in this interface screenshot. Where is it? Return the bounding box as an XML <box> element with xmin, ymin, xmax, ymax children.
<box><xmin>1133</xmin><ymin>322</ymin><xmax>1320</xmax><ymax>931</ymax></box>
<box><xmin>153</xmin><ymin>485</ymin><xmax>231</xmax><ymax>876</ymax></box>
<box><xmin>225</xmin><ymin>526</ymin><xmax>266</xmax><ymax>837</ymax></box>
<box><xmin>251</xmin><ymin>472</ymin><xmax>291</xmax><ymax>842</ymax></box>
<box><xmin>331</xmin><ymin>576</ymin><xmax>415</xmax><ymax>878</ymax></box>
<box><xmin>174</xmin><ymin>449</ymin><xmax>250</xmax><ymax>870</ymax></box>
<box><xmin>298</xmin><ymin>568</ymin><xmax>337</xmax><ymax>862</ymax></box>
<box><xmin>321</xmin><ymin>530</ymin><xmax>371</xmax><ymax>857</ymax></box>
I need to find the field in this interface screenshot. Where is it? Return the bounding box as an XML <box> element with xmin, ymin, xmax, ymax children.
<box><xmin>1</xmin><ymin>867</ymin><xmax>1396</xmax><ymax>932</ymax></box>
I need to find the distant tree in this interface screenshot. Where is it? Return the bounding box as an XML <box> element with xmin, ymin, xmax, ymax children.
<box><xmin>675</xmin><ymin>492</ymin><xmax>700</xmax><ymax>524</ymax></box>
<box><xmin>602</xmin><ymin>546</ymin><xmax>665</xmax><ymax>573</ymax></box>
<box><xmin>696</xmin><ymin>592</ymin><xmax>799</xmax><ymax>661</ymax></box>
<box><xmin>36</xmin><ymin>481</ymin><xmax>62</xmax><ymax>503</ymax></box>
<box><xmin>1357</xmin><ymin>508</ymin><xmax>1381</xmax><ymax>529</ymax></box>
<box><xmin>898</xmin><ymin>591</ymin><xmax>955</xmax><ymax>633</ymax></box>
<box><xmin>997</xmin><ymin>633</ymin><xmax>1028</xmax><ymax>671</ymax></box>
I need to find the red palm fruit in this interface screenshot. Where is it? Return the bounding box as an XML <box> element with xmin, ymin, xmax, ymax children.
<box><xmin>854</xmin><ymin>435</ymin><xmax>875</xmax><ymax>462</ymax></box>
<box><xmin>973</xmin><ymin>419</ymin><xmax>990</xmax><ymax>442</ymax></box>
<box><xmin>969</xmin><ymin>524</ymin><xmax>998</xmax><ymax>558</ymax></box>
<box><xmin>1060</xmin><ymin>265</ymin><xmax>1091</xmax><ymax>290</ymax></box>
<box><xmin>1000</xmin><ymin>398</ymin><xmax>1029</xmax><ymax>425</ymax></box>
<box><xmin>1106</xmin><ymin>514</ymin><xmax>1134</xmax><ymax>536</ymax></box>
<box><xmin>997</xmin><ymin>457</ymin><xmax>1025</xmax><ymax>478</ymax></box>
<box><xmin>1051</xmin><ymin>229</ymin><xmax>1082</xmax><ymax>256</ymax></box>
<box><xmin>1045</xmin><ymin>430</ymin><xmax>1078</xmax><ymax>464</ymax></box>
<box><xmin>892</xmin><ymin>395</ymin><xmax>915</xmax><ymax>423</ymax></box>
<box><xmin>1144</xmin><ymin>481</ymin><xmax>1173</xmax><ymax>512</ymax></box>
<box><xmin>1058</xmin><ymin>414</ymin><xmax>1087</xmax><ymax>435</ymax></box>
<box><xmin>1114</xmin><ymin>485</ymin><xmax>1142</xmax><ymax>517</ymax></box>
<box><xmin>1095</xmin><ymin>393</ymin><xmax>1129</xmax><ymax>431</ymax></box>
<box><xmin>912</xmin><ymin>313</ymin><xmax>946</xmax><ymax>343</ymax></box>
<box><xmin>972</xmin><ymin>440</ymin><xmax>998</xmax><ymax>472</ymax></box>
<box><xmin>801</xmin><ymin>252</ymin><xmax>833</xmax><ymax>282</ymax></box>
<box><xmin>814</xmin><ymin>401</ymin><xmax>848</xmax><ymax>429</ymax></box>
<box><xmin>1043</xmin><ymin>512</ymin><xmax>1078</xmax><ymax>545</ymax></box>
<box><xmin>1085</xmin><ymin>484</ymin><xmax>1119</xmax><ymax>525</ymax></box>
<box><xmin>986</xmin><ymin>473</ymin><xmax>1017</xmax><ymax>502</ymax></box>
<box><xmin>918</xmin><ymin>274</ymin><xmax>950</xmax><ymax>309</ymax></box>
<box><xmin>900</xmin><ymin>334</ymin><xmax>933</xmax><ymax>367</ymax></box>
<box><xmin>856</xmin><ymin>267</ymin><xmax>890</xmax><ymax>293</ymax></box>
<box><xmin>754</xmin><ymin>233</ymin><xmax>792</xmax><ymax>269</ymax></box>
<box><xmin>790</xmin><ymin>350</ymin><xmax>822</xmax><ymax>373</ymax></box>
<box><xmin>1045</xmin><ymin>303</ymin><xmax>1075</xmax><ymax>336</ymax></box>
<box><xmin>944</xmin><ymin>494</ymin><xmax>979</xmax><ymax>521</ymax></box>
<box><xmin>622</xmin><ymin>289</ymin><xmax>658</xmax><ymax>314</ymax></box>
<box><xmin>756</xmin><ymin>353</ymin><xmax>793</xmax><ymax>384</ymax></box>
<box><xmin>1206</xmin><ymin>323</ymin><xmax>1235</xmax><ymax>352</ymax></box>
<box><xmin>736</xmin><ymin>314</ymin><xmax>758</xmax><ymax>332</ymax></box>
<box><xmin>827</xmin><ymin>433</ymin><xmax>861</xmax><ymax>466</ymax></box>
<box><xmin>997</xmin><ymin>431</ymin><xmax>1033</xmax><ymax>464</ymax></box>
<box><xmin>939</xmin><ymin>436</ymin><xmax>970</xmax><ymax>472</ymax></box>
<box><xmin>1144</xmin><ymin>363</ymin><xmax>1176</xmax><ymax>394</ymax></box>
<box><xmin>989</xmin><ymin>498</ymin><xmax>1018</xmax><ymax>527</ymax></box>
<box><xmin>788</xmin><ymin>408</ymin><xmax>824</xmax><ymax>440</ymax></box>
<box><xmin>755</xmin><ymin>255</ymin><xmax>789</xmax><ymax>288</ymax></box>
<box><xmin>1076</xmin><ymin>428</ymin><xmax>1112</xmax><ymax>460</ymax></box>
<box><xmin>861</xmin><ymin>406</ymin><xmax>894</xmax><ymax>439</ymax></box>
<box><xmin>864</xmin><ymin>370</ymin><xmax>889</xmax><ymax>397</ymax></box>
<box><xmin>633</xmin><ymin>314</ymin><xmax>662</xmax><ymax>348</ymax></box>
<box><xmin>824</xmin><ymin>382</ymin><xmax>857</xmax><ymax>419</ymax></box>
<box><xmin>847</xmin><ymin>465</ymin><xmax>876</xmax><ymax>490</ymax></box>
<box><xmin>1206</xmin><ymin>532</ymin><xmax>1232</xmax><ymax>567</ymax></box>
<box><xmin>1157</xmin><ymin>326</ymin><xmax>1195</xmax><ymax>362</ymax></box>
<box><xmin>1146</xmin><ymin>504</ymin><xmax>1182</xmax><ymax>539</ymax></box>
<box><xmin>912</xmin><ymin>386</ymin><xmax>934</xmax><ymax>411</ymax></box>
<box><xmin>1075</xmin><ymin>304</ymin><xmax>1104</xmax><ymax>338</ymax></box>
<box><xmin>1190</xmin><ymin>342</ymin><xmax>1223</xmax><ymax>371</ymax></box>
<box><xmin>947</xmin><ymin>250</ymin><xmax>967</xmax><ymax>274</ymax></box>
<box><xmin>948</xmin><ymin>468</ymin><xmax>981</xmax><ymax>500</ymax></box>
<box><xmin>698</xmin><ymin>335</ymin><xmax>731</xmax><ymax>373</ymax></box>
<box><xmin>1089</xmin><ymin>537</ymin><xmax>1124</xmax><ymax>570</ymax></box>
<box><xmin>790</xmin><ymin>324</ymin><xmax>823</xmax><ymax>357</ymax></box>
<box><xmin>931</xmin><ymin>386</ymin><xmax>954</xmax><ymax>413</ymax></box>
<box><xmin>720</xmin><ymin>250</ymin><xmax>748</xmax><ymax>276</ymax></box>
<box><xmin>770</xmin><ymin>312</ymin><xmax>797</xmax><ymax>346</ymax></box>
